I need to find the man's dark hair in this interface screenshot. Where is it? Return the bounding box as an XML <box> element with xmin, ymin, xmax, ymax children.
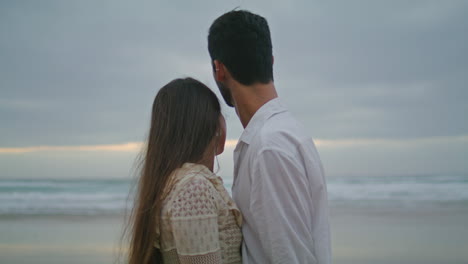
<box><xmin>208</xmin><ymin>10</ymin><xmax>273</xmax><ymax>85</ymax></box>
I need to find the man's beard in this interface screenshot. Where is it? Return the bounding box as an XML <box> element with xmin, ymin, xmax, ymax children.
<box><xmin>216</xmin><ymin>82</ymin><xmax>234</xmax><ymax>107</ymax></box>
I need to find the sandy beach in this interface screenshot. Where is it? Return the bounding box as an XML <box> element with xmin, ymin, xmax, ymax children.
<box><xmin>1</xmin><ymin>205</ymin><xmax>467</xmax><ymax>264</ymax></box>
<box><xmin>0</xmin><ymin>215</ymin><xmax>125</xmax><ymax>264</ymax></box>
<box><xmin>330</xmin><ymin>205</ymin><xmax>468</xmax><ymax>264</ymax></box>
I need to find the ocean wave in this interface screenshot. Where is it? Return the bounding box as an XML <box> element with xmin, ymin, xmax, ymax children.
<box><xmin>0</xmin><ymin>175</ymin><xmax>467</xmax><ymax>215</ymax></box>
<box><xmin>327</xmin><ymin>175</ymin><xmax>468</xmax><ymax>202</ymax></box>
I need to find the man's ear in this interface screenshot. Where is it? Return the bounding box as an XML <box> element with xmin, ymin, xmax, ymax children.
<box><xmin>213</xmin><ymin>60</ymin><xmax>226</xmax><ymax>82</ymax></box>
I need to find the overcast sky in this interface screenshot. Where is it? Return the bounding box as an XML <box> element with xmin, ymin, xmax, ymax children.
<box><xmin>1</xmin><ymin>0</ymin><xmax>467</xmax><ymax>179</ymax></box>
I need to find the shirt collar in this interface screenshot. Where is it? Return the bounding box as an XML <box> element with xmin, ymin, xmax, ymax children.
<box><xmin>238</xmin><ymin>98</ymin><xmax>287</xmax><ymax>145</ymax></box>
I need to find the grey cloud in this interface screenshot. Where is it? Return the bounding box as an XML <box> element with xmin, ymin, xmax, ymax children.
<box><xmin>266</xmin><ymin>0</ymin><xmax>468</xmax><ymax>139</ymax></box>
<box><xmin>0</xmin><ymin>0</ymin><xmax>467</xmax><ymax>148</ymax></box>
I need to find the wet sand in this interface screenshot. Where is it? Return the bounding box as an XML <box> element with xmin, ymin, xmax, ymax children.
<box><xmin>330</xmin><ymin>205</ymin><xmax>468</xmax><ymax>264</ymax></box>
<box><xmin>1</xmin><ymin>205</ymin><xmax>467</xmax><ymax>264</ymax></box>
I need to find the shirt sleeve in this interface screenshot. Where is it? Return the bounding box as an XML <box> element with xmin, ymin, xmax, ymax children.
<box><xmin>249</xmin><ymin>148</ymin><xmax>318</xmax><ymax>264</ymax></box>
<box><xmin>170</xmin><ymin>176</ymin><xmax>222</xmax><ymax>264</ymax></box>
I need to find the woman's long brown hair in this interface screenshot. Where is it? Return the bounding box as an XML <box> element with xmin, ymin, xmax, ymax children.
<box><xmin>126</xmin><ymin>78</ymin><xmax>221</xmax><ymax>264</ymax></box>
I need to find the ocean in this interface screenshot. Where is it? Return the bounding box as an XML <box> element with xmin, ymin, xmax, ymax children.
<box><xmin>1</xmin><ymin>174</ymin><xmax>467</xmax><ymax>215</ymax></box>
<box><xmin>2</xmin><ymin>174</ymin><xmax>468</xmax><ymax>264</ymax></box>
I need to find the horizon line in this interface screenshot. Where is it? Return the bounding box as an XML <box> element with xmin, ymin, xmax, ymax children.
<box><xmin>1</xmin><ymin>135</ymin><xmax>467</xmax><ymax>154</ymax></box>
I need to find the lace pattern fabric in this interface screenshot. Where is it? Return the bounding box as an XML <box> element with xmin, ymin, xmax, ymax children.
<box><xmin>162</xmin><ymin>249</ymin><xmax>222</xmax><ymax>264</ymax></box>
<box><xmin>155</xmin><ymin>163</ymin><xmax>242</xmax><ymax>264</ymax></box>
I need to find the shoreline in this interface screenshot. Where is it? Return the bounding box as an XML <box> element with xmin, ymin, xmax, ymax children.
<box><xmin>1</xmin><ymin>205</ymin><xmax>467</xmax><ymax>264</ymax></box>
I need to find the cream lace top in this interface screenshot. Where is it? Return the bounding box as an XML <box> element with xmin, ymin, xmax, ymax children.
<box><xmin>155</xmin><ymin>163</ymin><xmax>243</xmax><ymax>264</ymax></box>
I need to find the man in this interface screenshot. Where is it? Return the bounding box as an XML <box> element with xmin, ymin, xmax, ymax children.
<box><xmin>208</xmin><ymin>10</ymin><xmax>331</xmax><ymax>264</ymax></box>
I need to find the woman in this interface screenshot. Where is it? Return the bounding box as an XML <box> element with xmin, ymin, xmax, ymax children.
<box><xmin>127</xmin><ymin>78</ymin><xmax>242</xmax><ymax>264</ymax></box>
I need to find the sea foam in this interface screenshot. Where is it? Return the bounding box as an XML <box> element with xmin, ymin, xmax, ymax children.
<box><xmin>0</xmin><ymin>175</ymin><xmax>467</xmax><ymax>215</ymax></box>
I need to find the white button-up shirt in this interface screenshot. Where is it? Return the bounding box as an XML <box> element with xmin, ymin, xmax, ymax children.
<box><xmin>232</xmin><ymin>98</ymin><xmax>331</xmax><ymax>264</ymax></box>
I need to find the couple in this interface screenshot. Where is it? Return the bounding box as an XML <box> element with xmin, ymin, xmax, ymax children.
<box><xmin>127</xmin><ymin>10</ymin><xmax>331</xmax><ymax>264</ymax></box>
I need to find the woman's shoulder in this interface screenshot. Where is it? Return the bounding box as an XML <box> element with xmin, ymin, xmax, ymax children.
<box><xmin>173</xmin><ymin>163</ymin><xmax>218</xmax><ymax>195</ymax></box>
<box><xmin>163</xmin><ymin>164</ymin><xmax>220</xmax><ymax>217</ymax></box>
<box><xmin>176</xmin><ymin>173</ymin><xmax>216</xmax><ymax>197</ymax></box>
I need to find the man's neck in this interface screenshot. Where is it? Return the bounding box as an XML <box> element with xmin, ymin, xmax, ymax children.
<box><xmin>230</xmin><ymin>81</ymin><xmax>278</xmax><ymax>128</ymax></box>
